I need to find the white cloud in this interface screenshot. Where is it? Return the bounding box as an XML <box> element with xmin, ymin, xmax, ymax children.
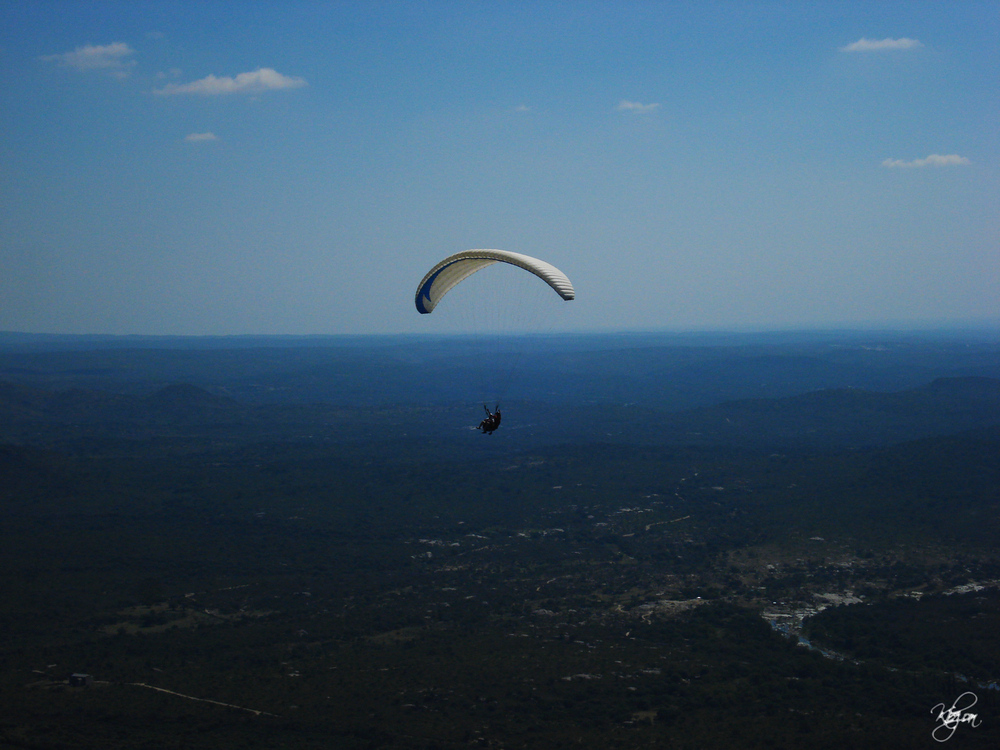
<box><xmin>184</xmin><ymin>132</ymin><xmax>218</xmax><ymax>142</ymax></box>
<box><xmin>40</xmin><ymin>42</ymin><xmax>136</xmax><ymax>77</ymax></box>
<box><xmin>841</xmin><ymin>37</ymin><xmax>922</xmax><ymax>52</ymax></box>
<box><xmin>881</xmin><ymin>154</ymin><xmax>971</xmax><ymax>168</ymax></box>
<box><xmin>617</xmin><ymin>100</ymin><xmax>659</xmax><ymax>114</ymax></box>
<box><xmin>514</xmin><ymin>104</ymin><xmax>531</xmax><ymax>112</ymax></box>
<box><xmin>154</xmin><ymin>67</ymin><xmax>307</xmax><ymax>95</ymax></box>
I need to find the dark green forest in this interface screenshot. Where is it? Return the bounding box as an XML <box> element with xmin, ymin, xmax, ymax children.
<box><xmin>1</xmin><ymin>331</ymin><xmax>999</xmax><ymax>748</ymax></box>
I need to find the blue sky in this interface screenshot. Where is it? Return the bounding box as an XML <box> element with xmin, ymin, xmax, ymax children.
<box><xmin>2</xmin><ymin>1</ymin><xmax>997</xmax><ymax>335</ymax></box>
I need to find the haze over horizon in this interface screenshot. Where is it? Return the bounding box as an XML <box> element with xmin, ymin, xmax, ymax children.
<box><xmin>2</xmin><ymin>1</ymin><xmax>997</xmax><ymax>336</ymax></box>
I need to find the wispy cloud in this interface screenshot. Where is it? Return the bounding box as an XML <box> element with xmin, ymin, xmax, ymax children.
<box><xmin>184</xmin><ymin>132</ymin><xmax>218</xmax><ymax>143</ymax></box>
<box><xmin>617</xmin><ymin>100</ymin><xmax>659</xmax><ymax>114</ymax></box>
<box><xmin>513</xmin><ymin>104</ymin><xmax>531</xmax><ymax>112</ymax></box>
<box><xmin>154</xmin><ymin>67</ymin><xmax>307</xmax><ymax>96</ymax></box>
<box><xmin>40</xmin><ymin>42</ymin><xmax>136</xmax><ymax>78</ymax></box>
<box><xmin>881</xmin><ymin>154</ymin><xmax>971</xmax><ymax>168</ymax></box>
<box><xmin>841</xmin><ymin>37</ymin><xmax>922</xmax><ymax>52</ymax></box>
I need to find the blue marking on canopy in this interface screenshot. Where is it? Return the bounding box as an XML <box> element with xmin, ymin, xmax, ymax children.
<box><xmin>415</xmin><ymin>263</ymin><xmax>453</xmax><ymax>314</ymax></box>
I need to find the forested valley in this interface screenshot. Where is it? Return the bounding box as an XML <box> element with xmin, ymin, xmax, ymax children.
<box><xmin>2</xmin><ymin>330</ymin><xmax>999</xmax><ymax>749</ymax></box>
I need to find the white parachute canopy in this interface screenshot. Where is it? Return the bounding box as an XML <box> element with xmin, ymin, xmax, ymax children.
<box><xmin>413</xmin><ymin>249</ymin><xmax>575</xmax><ymax>407</ymax></box>
<box><xmin>415</xmin><ymin>249</ymin><xmax>575</xmax><ymax>315</ymax></box>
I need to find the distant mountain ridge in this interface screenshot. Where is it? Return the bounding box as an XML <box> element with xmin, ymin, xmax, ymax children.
<box><xmin>616</xmin><ymin>376</ymin><xmax>1000</xmax><ymax>451</ymax></box>
<box><xmin>0</xmin><ymin>381</ymin><xmax>245</xmax><ymax>436</ymax></box>
<box><xmin>1</xmin><ymin>376</ymin><xmax>997</xmax><ymax>454</ymax></box>
<box><xmin>3</xmin><ymin>332</ymin><xmax>998</xmax><ymax>409</ymax></box>
<box><xmin>143</xmin><ymin>383</ymin><xmax>239</xmax><ymax>412</ymax></box>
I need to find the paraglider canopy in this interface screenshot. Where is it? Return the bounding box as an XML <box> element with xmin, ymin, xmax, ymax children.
<box><xmin>413</xmin><ymin>248</ymin><xmax>575</xmax><ymax>409</ymax></box>
<box><xmin>415</xmin><ymin>249</ymin><xmax>575</xmax><ymax>315</ymax></box>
